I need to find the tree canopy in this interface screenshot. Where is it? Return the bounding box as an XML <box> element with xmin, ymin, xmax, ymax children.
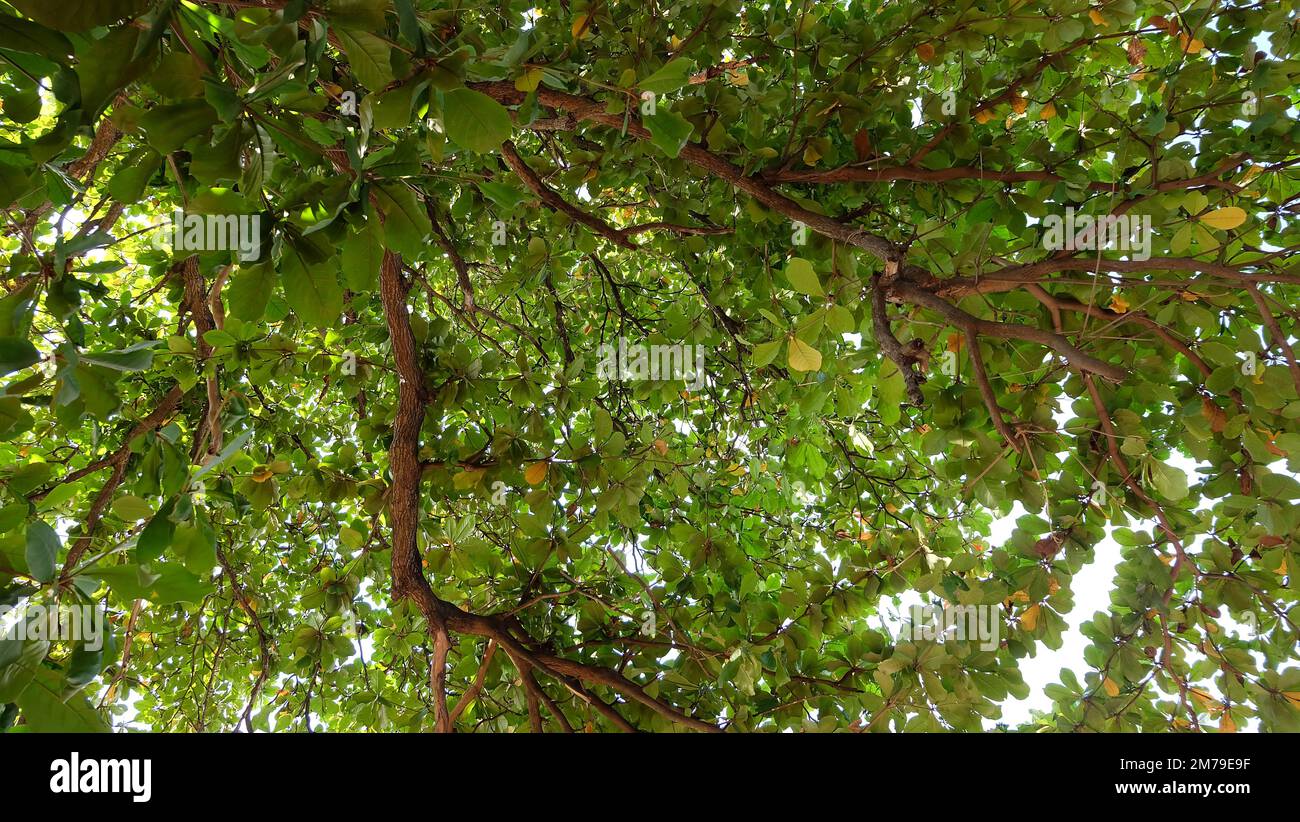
<box><xmin>0</xmin><ymin>0</ymin><xmax>1298</xmax><ymax>733</ymax></box>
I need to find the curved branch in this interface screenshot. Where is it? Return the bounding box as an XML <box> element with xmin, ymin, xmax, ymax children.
<box><xmin>891</xmin><ymin>280</ymin><xmax>1127</xmax><ymax>381</ymax></box>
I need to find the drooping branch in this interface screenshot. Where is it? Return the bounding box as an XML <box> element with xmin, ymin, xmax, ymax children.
<box><xmin>57</xmin><ymin>384</ymin><xmax>187</xmax><ymax>577</ymax></box>
<box><xmin>423</xmin><ymin>198</ymin><xmax>476</xmax><ymax>313</ymax></box>
<box><xmin>1082</xmin><ymin>374</ymin><xmax>1192</xmax><ymax>593</ymax></box>
<box><xmin>870</xmin><ymin>272</ymin><xmax>925</xmax><ymax>405</ymax></box>
<box><xmin>448</xmin><ymin>639</ymin><xmax>497</xmax><ymax>726</ymax></box>
<box><xmin>500</xmin><ymin>140</ymin><xmax>637</xmax><ymax>250</ymax></box>
<box><xmin>216</xmin><ymin>543</ymin><xmax>274</xmax><ymax>733</ymax></box>
<box><xmin>183</xmin><ymin>256</ymin><xmax>223</xmax><ymax>458</ymax></box>
<box><xmin>965</xmin><ymin>328</ymin><xmax>1022</xmax><ymax>452</ymax></box>
<box><xmin>1245</xmin><ymin>282</ymin><xmax>1300</xmax><ymax>397</ymax></box>
<box><xmin>378</xmin><ymin>246</ymin><xmax>721</xmax><ymax>732</ymax></box>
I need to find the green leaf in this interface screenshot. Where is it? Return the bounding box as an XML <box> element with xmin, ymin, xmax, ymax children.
<box><xmin>227</xmin><ymin>262</ymin><xmax>276</xmax><ymax>321</ymax></box>
<box><xmin>135</xmin><ymin>498</ymin><xmax>176</xmax><ymax>564</ymax></box>
<box><xmin>281</xmin><ymin>247</ymin><xmax>344</xmax><ymax>329</ymax></box>
<box><xmin>784</xmin><ymin>257</ymin><xmax>824</xmax><ymax>296</ymax></box>
<box><xmin>192</xmin><ymin>428</ymin><xmax>254</xmax><ymax>483</ymax></box>
<box><xmin>24</xmin><ymin>520</ymin><xmax>59</xmax><ymax>583</ymax></box>
<box><xmin>371</xmin><ymin>184</ymin><xmax>431</xmax><ymax>257</ymax></box>
<box><xmin>1149</xmin><ymin>461</ymin><xmax>1189</xmax><ymax>501</ymax></box>
<box><xmin>82</xmin><ymin>341</ymin><xmax>159</xmax><ymax>372</ymax></box>
<box><xmin>105</xmin><ymin>149</ymin><xmax>162</xmax><ymax>204</ymax></box>
<box><xmin>0</xmin><ymin>164</ymin><xmax>36</xmax><ymax>209</ymax></box>
<box><xmin>643</xmin><ymin>108</ymin><xmax>693</xmax><ymax>158</ymax></box>
<box><xmin>8</xmin><ymin>0</ymin><xmax>149</xmax><ymax>32</ymax></box>
<box><xmin>142</xmin><ymin>565</ymin><xmax>213</xmax><ymax>605</ymax></box>
<box><xmin>878</xmin><ymin>361</ymin><xmax>905</xmax><ymax>426</ymax></box>
<box><xmin>173</xmin><ymin>520</ymin><xmax>216</xmax><ymax>574</ymax></box>
<box><xmin>751</xmin><ymin>339</ymin><xmax>783</xmax><ymax>368</ymax></box>
<box><xmin>0</xmin><ymin>12</ymin><xmax>74</xmax><ymax>61</ymax></box>
<box><xmin>0</xmin><ymin>280</ymin><xmax>38</xmax><ymax>338</ymax></box>
<box><xmin>138</xmin><ymin>99</ymin><xmax>219</xmax><ymax>154</ymax></box>
<box><xmin>326</xmin><ymin>0</ymin><xmax>391</xmax><ymax>31</ymax></box>
<box><xmin>442</xmin><ymin>88</ymin><xmax>512</xmax><ymax>153</ymax></box>
<box><xmin>15</xmin><ymin>668</ymin><xmax>109</xmax><ymax>732</ymax></box>
<box><xmin>0</xmin><ymin>634</ymin><xmax>48</xmax><ymax>702</ymax></box>
<box><xmin>111</xmin><ymin>494</ymin><xmax>154</xmax><ymax>521</ymax></box>
<box><xmin>341</xmin><ymin>223</ymin><xmax>383</xmax><ymax>293</ymax></box>
<box><xmin>593</xmin><ymin>406</ymin><xmax>613</xmax><ymax>442</ymax></box>
<box><xmin>639</xmin><ymin>59</ymin><xmax>692</xmax><ymax>94</ymax></box>
<box><xmin>335</xmin><ymin>28</ymin><xmax>395</xmax><ymax>90</ymax></box>
<box><xmin>827</xmin><ymin>304</ymin><xmax>855</xmax><ymax>334</ymax></box>
<box><xmin>0</xmin><ymin>336</ymin><xmax>39</xmax><ymax>376</ymax></box>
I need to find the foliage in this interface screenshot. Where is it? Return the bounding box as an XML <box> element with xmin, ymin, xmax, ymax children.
<box><xmin>0</xmin><ymin>0</ymin><xmax>1298</xmax><ymax>733</ymax></box>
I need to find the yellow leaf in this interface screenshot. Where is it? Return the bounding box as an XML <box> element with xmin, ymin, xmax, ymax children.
<box><xmin>251</xmin><ymin>465</ymin><xmax>274</xmax><ymax>483</ymax></box>
<box><xmin>1179</xmin><ymin>33</ymin><xmax>1205</xmax><ymax>54</ymax></box>
<box><xmin>1010</xmin><ymin>96</ymin><xmax>1027</xmax><ymax>115</ymax></box>
<box><xmin>1089</xmin><ymin>9</ymin><xmax>1108</xmax><ymax>27</ymax></box>
<box><xmin>524</xmin><ymin>461</ymin><xmax>549</xmax><ymax>485</ymax></box>
<box><xmin>653</xmin><ymin>438</ymin><xmax>668</xmax><ymax>456</ymax></box>
<box><xmin>514</xmin><ymin>67</ymin><xmax>544</xmax><ymax>92</ymax></box>
<box><xmin>571</xmin><ymin>13</ymin><xmax>593</xmax><ymax>40</ymax></box>
<box><xmin>945</xmin><ymin>332</ymin><xmax>964</xmax><ymax>353</ymax></box>
<box><xmin>1102</xmin><ymin>677</ymin><xmax>1120</xmax><ymax>697</ymax></box>
<box><xmin>1199</xmin><ymin>206</ymin><xmax>1247</xmax><ymax>230</ymax></box>
<box><xmin>726</xmin><ymin>68</ymin><xmax>748</xmax><ymax>86</ymax></box>
<box><xmin>1201</xmin><ymin>397</ymin><xmax>1227</xmax><ymax>433</ymax></box>
<box><xmin>1189</xmin><ymin>688</ymin><xmax>1216</xmax><ymax>709</ymax></box>
<box><xmin>974</xmin><ymin>108</ymin><xmax>994</xmax><ymax>124</ymax></box>
<box><xmin>1282</xmin><ymin>692</ymin><xmax>1300</xmax><ymax>708</ymax></box>
<box><xmin>1020</xmin><ymin>603</ymin><xmax>1041</xmax><ymax>631</ymax></box>
<box><xmin>802</xmin><ymin>143</ymin><xmax>822</xmax><ymax>166</ymax></box>
<box><xmin>787</xmin><ymin>337</ymin><xmax>822</xmax><ymax>372</ymax></box>
<box><xmin>1220</xmin><ymin>712</ymin><xmax>1237</xmax><ymax>733</ymax></box>
<box><xmin>1039</xmin><ymin>101</ymin><xmax>1056</xmax><ymax>120</ymax></box>
<box><xmin>915</xmin><ymin>42</ymin><xmax>936</xmax><ymax>62</ymax></box>
<box><xmin>1109</xmin><ymin>294</ymin><xmax>1130</xmax><ymax>314</ymax></box>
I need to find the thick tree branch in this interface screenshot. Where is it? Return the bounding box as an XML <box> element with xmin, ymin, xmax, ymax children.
<box><xmin>891</xmin><ymin>280</ymin><xmax>1128</xmax><ymax>381</ymax></box>
<box><xmin>870</xmin><ymin>272</ymin><xmax>925</xmax><ymax>405</ymax></box>
<box><xmin>500</xmin><ymin>140</ymin><xmax>638</xmax><ymax>250</ymax></box>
